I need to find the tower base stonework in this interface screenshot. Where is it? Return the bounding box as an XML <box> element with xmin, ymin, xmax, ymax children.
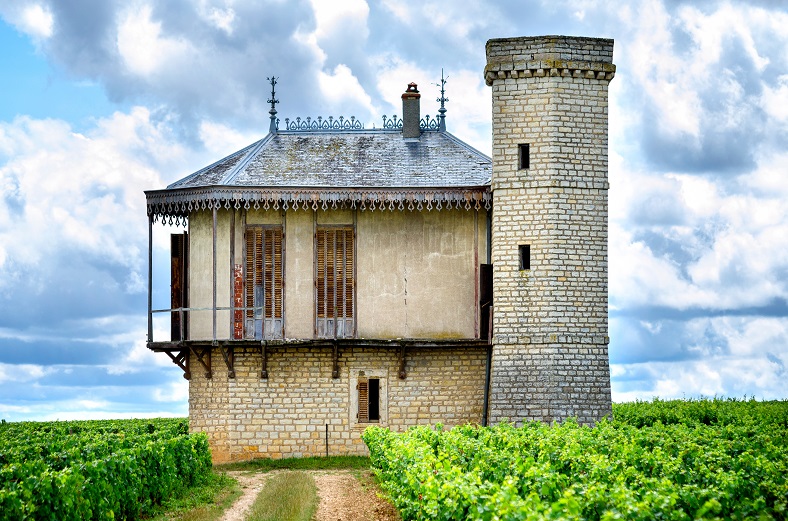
<box><xmin>485</xmin><ymin>36</ymin><xmax>615</xmax><ymax>425</ymax></box>
<box><xmin>487</xmin><ymin>341</ymin><xmax>612</xmax><ymax>425</ymax></box>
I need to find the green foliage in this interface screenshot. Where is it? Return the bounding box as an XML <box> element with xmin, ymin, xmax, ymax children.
<box><xmin>144</xmin><ymin>471</ymin><xmax>241</xmax><ymax>521</ymax></box>
<box><xmin>363</xmin><ymin>399</ymin><xmax>788</xmax><ymax>520</ymax></box>
<box><xmin>0</xmin><ymin>418</ymin><xmax>212</xmax><ymax>521</ymax></box>
<box><xmin>613</xmin><ymin>396</ymin><xmax>788</xmax><ymax>428</ymax></box>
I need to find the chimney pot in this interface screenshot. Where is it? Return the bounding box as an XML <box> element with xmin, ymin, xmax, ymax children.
<box><xmin>401</xmin><ymin>82</ymin><xmax>421</xmax><ymax>138</ymax></box>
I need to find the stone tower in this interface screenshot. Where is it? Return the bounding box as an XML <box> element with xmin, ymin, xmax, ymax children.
<box><xmin>484</xmin><ymin>36</ymin><xmax>615</xmax><ymax>425</ymax></box>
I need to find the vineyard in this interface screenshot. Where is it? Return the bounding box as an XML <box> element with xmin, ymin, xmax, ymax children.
<box><xmin>364</xmin><ymin>399</ymin><xmax>788</xmax><ymax>520</ymax></box>
<box><xmin>0</xmin><ymin>418</ymin><xmax>212</xmax><ymax>521</ymax></box>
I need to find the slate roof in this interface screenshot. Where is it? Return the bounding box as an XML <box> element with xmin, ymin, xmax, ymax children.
<box><xmin>146</xmin><ymin>129</ymin><xmax>491</xmax><ymax>219</ymax></box>
<box><xmin>169</xmin><ymin>130</ymin><xmax>491</xmax><ymax>190</ymax></box>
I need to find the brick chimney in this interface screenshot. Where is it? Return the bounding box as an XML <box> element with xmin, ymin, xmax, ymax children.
<box><xmin>401</xmin><ymin>82</ymin><xmax>421</xmax><ymax>138</ymax></box>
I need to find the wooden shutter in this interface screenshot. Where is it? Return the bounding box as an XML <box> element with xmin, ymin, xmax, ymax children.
<box><xmin>316</xmin><ymin>226</ymin><xmax>354</xmax><ymax>338</ymax></box>
<box><xmin>245</xmin><ymin>227</ymin><xmax>283</xmax><ymax>339</ymax></box>
<box><xmin>357</xmin><ymin>379</ymin><xmax>369</xmax><ymax>423</ymax></box>
<box><xmin>245</xmin><ymin>230</ymin><xmax>257</xmax><ymax>321</ymax></box>
<box><xmin>171</xmin><ymin>233</ymin><xmax>188</xmax><ymax>341</ymax></box>
<box><xmin>343</xmin><ymin>230</ymin><xmax>354</xmax><ymax>321</ymax></box>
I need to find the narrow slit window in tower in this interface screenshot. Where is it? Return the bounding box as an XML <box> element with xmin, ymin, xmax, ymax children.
<box><xmin>519</xmin><ymin>244</ymin><xmax>531</xmax><ymax>270</ymax></box>
<box><xmin>519</xmin><ymin>144</ymin><xmax>530</xmax><ymax>170</ymax></box>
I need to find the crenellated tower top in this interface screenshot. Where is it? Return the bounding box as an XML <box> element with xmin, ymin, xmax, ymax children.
<box><xmin>484</xmin><ymin>35</ymin><xmax>615</xmax><ymax>85</ymax></box>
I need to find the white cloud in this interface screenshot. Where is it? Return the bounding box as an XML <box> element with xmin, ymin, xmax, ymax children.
<box><xmin>679</xmin><ymin>3</ymin><xmax>772</xmax><ymax>73</ymax></box>
<box><xmin>110</xmin><ymin>335</ymin><xmax>174</xmax><ymax>374</ymax></box>
<box><xmin>198</xmin><ymin>2</ymin><xmax>236</xmax><ymax>34</ymax></box>
<box><xmin>612</xmin><ymin>315</ymin><xmax>788</xmax><ymax>401</ymax></box>
<box><xmin>117</xmin><ymin>4</ymin><xmax>194</xmax><ymax>77</ymax></box>
<box><xmin>20</xmin><ymin>4</ymin><xmax>52</xmax><ymax>39</ymax></box>
<box><xmin>610</xmin><ymin>137</ymin><xmax>788</xmax><ymax>311</ymax></box>
<box><xmin>614</xmin><ymin>355</ymin><xmax>786</xmax><ymax>402</ymax></box>
<box><xmin>309</xmin><ymin>0</ymin><xmax>369</xmax><ymax>41</ymax></box>
<box><xmin>378</xmin><ymin>0</ymin><xmax>494</xmax><ymax>45</ymax></box>
<box><xmin>317</xmin><ymin>64</ymin><xmax>376</xmax><ymax>119</ymax></box>
<box><xmin>378</xmin><ymin>0</ymin><xmax>411</xmax><ymax>24</ymax></box>
<box><xmin>0</xmin><ymin>3</ymin><xmax>53</xmax><ymax>40</ymax></box>
<box><xmin>621</xmin><ymin>0</ymin><xmax>702</xmax><ymax>139</ymax></box>
<box><xmin>0</xmin><ymin>362</ymin><xmax>51</xmax><ymax>383</ymax></box>
<box><xmin>152</xmin><ymin>380</ymin><xmax>189</xmax><ymax>403</ymax></box>
<box><xmin>198</xmin><ymin>121</ymin><xmax>259</xmax><ymax>159</ymax></box>
<box><xmin>0</xmin><ymin>107</ymin><xmax>189</xmax><ymax>294</ymax></box>
<box><xmin>760</xmin><ymin>75</ymin><xmax>788</xmax><ymax>123</ymax></box>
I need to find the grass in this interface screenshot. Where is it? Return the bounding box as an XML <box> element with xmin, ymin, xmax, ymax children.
<box><xmin>218</xmin><ymin>454</ymin><xmax>371</xmax><ymax>472</ymax></box>
<box><xmin>246</xmin><ymin>471</ymin><xmax>318</xmax><ymax>521</ymax></box>
<box><xmin>143</xmin><ymin>471</ymin><xmax>241</xmax><ymax>521</ymax></box>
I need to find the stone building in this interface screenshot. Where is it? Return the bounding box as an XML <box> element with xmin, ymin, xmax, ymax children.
<box><xmin>145</xmin><ymin>35</ymin><xmax>615</xmax><ymax>462</ymax></box>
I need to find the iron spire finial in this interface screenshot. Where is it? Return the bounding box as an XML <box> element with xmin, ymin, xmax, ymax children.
<box><xmin>267</xmin><ymin>76</ymin><xmax>279</xmax><ymax>133</ymax></box>
<box><xmin>435</xmin><ymin>69</ymin><xmax>449</xmax><ymax>132</ymax></box>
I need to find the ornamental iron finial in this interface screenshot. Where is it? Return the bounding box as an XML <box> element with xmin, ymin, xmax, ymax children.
<box><xmin>267</xmin><ymin>76</ymin><xmax>279</xmax><ymax>133</ymax></box>
<box><xmin>435</xmin><ymin>68</ymin><xmax>448</xmax><ymax>132</ymax></box>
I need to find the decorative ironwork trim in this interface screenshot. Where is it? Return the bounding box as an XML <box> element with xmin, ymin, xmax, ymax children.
<box><xmin>382</xmin><ymin>115</ymin><xmax>402</xmax><ymax>129</ymax></box>
<box><xmin>435</xmin><ymin>69</ymin><xmax>448</xmax><ymax>132</ymax></box>
<box><xmin>146</xmin><ymin>186</ymin><xmax>491</xmax><ymax>222</ymax></box>
<box><xmin>285</xmin><ymin>116</ymin><xmax>364</xmax><ymax>131</ymax></box>
<box><xmin>420</xmin><ymin>115</ymin><xmax>440</xmax><ymax>131</ymax></box>
<box><xmin>279</xmin><ymin>114</ymin><xmax>445</xmax><ymax>132</ymax></box>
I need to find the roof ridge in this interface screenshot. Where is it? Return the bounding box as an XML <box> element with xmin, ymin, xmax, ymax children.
<box><xmin>219</xmin><ymin>133</ymin><xmax>275</xmax><ymax>185</ymax></box>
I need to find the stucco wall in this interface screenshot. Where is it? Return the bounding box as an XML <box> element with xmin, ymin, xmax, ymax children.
<box><xmin>187</xmin><ymin>207</ymin><xmax>488</xmax><ymax>341</ymax></box>
<box><xmin>188</xmin><ymin>210</ymin><xmax>231</xmax><ymax>340</ymax></box>
<box><xmin>356</xmin><ymin>209</ymin><xmax>485</xmax><ymax>339</ymax></box>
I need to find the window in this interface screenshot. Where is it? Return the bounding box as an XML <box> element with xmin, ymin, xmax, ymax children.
<box><xmin>316</xmin><ymin>226</ymin><xmax>355</xmax><ymax>338</ymax></box>
<box><xmin>170</xmin><ymin>233</ymin><xmax>188</xmax><ymax>341</ymax></box>
<box><xmin>351</xmin><ymin>370</ymin><xmax>386</xmax><ymax>426</ymax></box>
<box><xmin>245</xmin><ymin>226</ymin><xmax>283</xmax><ymax>339</ymax></box>
<box><xmin>519</xmin><ymin>244</ymin><xmax>531</xmax><ymax>270</ymax></box>
<box><xmin>357</xmin><ymin>377</ymin><xmax>380</xmax><ymax>423</ymax></box>
<box><xmin>519</xmin><ymin>143</ymin><xmax>530</xmax><ymax>170</ymax></box>
<box><xmin>479</xmin><ymin>263</ymin><xmax>493</xmax><ymax>341</ymax></box>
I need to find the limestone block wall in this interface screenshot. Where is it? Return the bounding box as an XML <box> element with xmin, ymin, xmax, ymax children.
<box><xmin>189</xmin><ymin>345</ymin><xmax>487</xmax><ymax>462</ymax></box>
<box><xmin>485</xmin><ymin>35</ymin><xmax>614</xmax><ymax>425</ymax></box>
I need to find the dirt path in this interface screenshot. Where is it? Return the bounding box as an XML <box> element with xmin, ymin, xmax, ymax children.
<box><xmin>312</xmin><ymin>469</ymin><xmax>400</xmax><ymax>521</ymax></box>
<box><xmin>219</xmin><ymin>471</ymin><xmax>271</xmax><ymax>521</ymax></box>
<box><xmin>219</xmin><ymin>469</ymin><xmax>399</xmax><ymax>521</ymax></box>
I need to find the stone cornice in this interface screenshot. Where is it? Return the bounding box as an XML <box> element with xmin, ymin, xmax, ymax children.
<box><xmin>492</xmin><ymin>178</ymin><xmax>610</xmax><ymax>191</ymax></box>
<box><xmin>485</xmin><ymin>59</ymin><xmax>616</xmax><ymax>86</ymax></box>
<box><xmin>495</xmin><ymin>334</ymin><xmax>610</xmax><ymax>346</ymax></box>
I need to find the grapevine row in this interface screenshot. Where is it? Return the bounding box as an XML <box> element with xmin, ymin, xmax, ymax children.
<box><xmin>0</xmin><ymin>418</ymin><xmax>212</xmax><ymax>521</ymax></box>
<box><xmin>363</xmin><ymin>399</ymin><xmax>788</xmax><ymax>520</ymax></box>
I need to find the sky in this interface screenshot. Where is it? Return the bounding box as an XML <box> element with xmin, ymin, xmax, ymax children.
<box><xmin>0</xmin><ymin>0</ymin><xmax>786</xmax><ymax>422</ymax></box>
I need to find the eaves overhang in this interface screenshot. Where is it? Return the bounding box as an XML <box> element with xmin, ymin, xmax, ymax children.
<box><xmin>145</xmin><ymin>184</ymin><xmax>491</xmax><ymax>223</ymax></box>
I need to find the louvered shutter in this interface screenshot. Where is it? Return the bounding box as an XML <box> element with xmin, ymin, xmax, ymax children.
<box><xmin>316</xmin><ymin>226</ymin><xmax>354</xmax><ymax>338</ymax></box>
<box><xmin>245</xmin><ymin>227</ymin><xmax>283</xmax><ymax>340</ymax></box>
<box><xmin>357</xmin><ymin>379</ymin><xmax>369</xmax><ymax>423</ymax></box>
